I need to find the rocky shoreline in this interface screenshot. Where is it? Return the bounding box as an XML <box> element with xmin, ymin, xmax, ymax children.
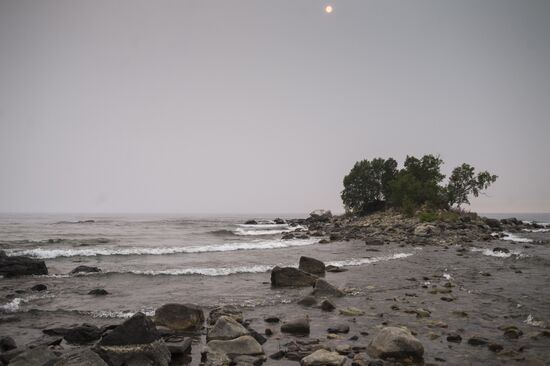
<box><xmin>1</xmin><ymin>210</ymin><xmax>549</xmax><ymax>366</ymax></box>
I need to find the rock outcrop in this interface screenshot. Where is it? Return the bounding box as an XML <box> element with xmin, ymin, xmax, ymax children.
<box><xmin>0</xmin><ymin>251</ymin><xmax>48</xmax><ymax>277</ymax></box>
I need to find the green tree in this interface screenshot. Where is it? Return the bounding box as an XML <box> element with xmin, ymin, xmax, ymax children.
<box><xmin>446</xmin><ymin>163</ymin><xmax>498</xmax><ymax>208</ymax></box>
<box><xmin>341</xmin><ymin>158</ymin><xmax>398</xmax><ymax>214</ymax></box>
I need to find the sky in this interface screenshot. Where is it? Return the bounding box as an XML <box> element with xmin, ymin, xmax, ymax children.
<box><xmin>0</xmin><ymin>0</ymin><xmax>549</xmax><ymax>214</ymax></box>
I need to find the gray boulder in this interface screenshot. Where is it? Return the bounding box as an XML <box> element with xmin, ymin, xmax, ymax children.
<box><xmin>100</xmin><ymin>312</ymin><xmax>159</xmax><ymax>346</ymax></box>
<box><xmin>367</xmin><ymin>327</ymin><xmax>424</xmax><ymax>361</ymax></box>
<box><xmin>154</xmin><ymin>303</ymin><xmax>204</xmax><ymax>331</ymax></box>
<box><xmin>53</xmin><ymin>348</ymin><xmax>108</xmax><ymax>366</ymax></box>
<box><xmin>207</xmin><ymin>316</ymin><xmax>249</xmax><ymax>341</ymax></box>
<box><xmin>208</xmin><ymin>305</ymin><xmax>243</xmax><ymax>325</ymax></box>
<box><xmin>64</xmin><ymin>324</ymin><xmax>102</xmax><ymax>344</ymax></box>
<box><xmin>308</xmin><ymin>210</ymin><xmax>332</xmax><ymax>222</ymax></box>
<box><xmin>312</xmin><ymin>279</ymin><xmax>345</xmax><ymax>297</ymax></box>
<box><xmin>0</xmin><ymin>251</ymin><xmax>48</xmax><ymax>277</ymax></box>
<box><xmin>9</xmin><ymin>346</ymin><xmax>58</xmax><ymax>366</ymax></box>
<box><xmin>205</xmin><ymin>335</ymin><xmax>264</xmax><ymax>357</ymax></box>
<box><xmin>270</xmin><ymin>266</ymin><xmax>317</xmax><ymax>287</ymax></box>
<box><xmin>281</xmin><ymin>317</ymin><xmax>310</xmax><ymax>334</ymax></box>
<box><xmin>298</xmin><ymin>256</ymin><xmax>325</xmax><ymax>276</ymax></box>
<box><xmin>300</xmin><ymin>349</ymin><xmax>346</xmax><ymax>366</ymax></box>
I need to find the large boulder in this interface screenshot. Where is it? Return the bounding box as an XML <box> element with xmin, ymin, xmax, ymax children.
<box><xmin>281</xmin><ymin>317</ymin><xmax>310</xmax><ymax>334</ymax></box>
<box><xmin>311</xmin><ymin>279</ymin><xmax>345</xmax><ymax>297</ymax></box>
<box><xmin>484</xmin><ymin>218</ymin><xmax>502</xmax><ymax>229</ymax></box>
<box><xmin>96</xmin><ymin>313</ymin><xmax>170</xmax><ymax>366</ymax></box>
<box><xmin>207</xmin><ymin>316</ymin><xmax>249</xmax><ymax>341</ymax></box>
<box><xmin>270</xmin><ymin>266</ymin><xmax>317</xmax><ymax>287</ymax></box>
<box><xmin>64</xmin><ymin>324</ymin><xmax>102</xmax><ymax>344</ymax></box>
<box><xmin>300</xmin><ymin>349</ymin><xmax>346</xmax><ymax>366</ymax></box>
<box><xmin>208</xmin><ymin>305</ymin><xmax>243</xmax><ymax>325</ymax></box>
<box><xmin>53</xmin><ymin>348</ymin><xmax>108</xmax><ymax>366</ymax></box>
<box><xmin>9</xmin><ymin>346</ymin><xmax>58</xmax><ymax>366</ymax></box>
<box><xmin>298</xmin><ymin>257</ymin><xmax>325</xmax><ymax>276</ymax></box>
<box><xmin>367</xmin><ymin>327</ymin><xmax>424</xmax><ymax>361</ymax></box>
<box><xmin>154</xmin><ymin>303</ymin><xmax>204</xmax><ymax>331</ymax></box>
<box><xmin>308</xmin><ymin>210</ymin><xmax>332</xmax><ymax>222</ymax></box>
<box><xmin>0</xmin><ymin>251</ymin><xmax>48</xmax><ymax>277</ymax></box>
<box><xmin>0</xmin><ymin>336</ymin><xmax>16</xmax><ymax>352</ymax></box>
<box><xmin>204</xmin><ymin>335</ymin><xmax>264</xmax><ymax>358</ymax></box>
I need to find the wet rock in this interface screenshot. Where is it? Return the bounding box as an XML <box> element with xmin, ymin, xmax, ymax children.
<box><xmin>232</xmin><ymin>354</ymin><xmax>267</xmax><ymax>366</ymax></box>
<box><xmin>246</xmin><ymin>328</ymin><xmax>267</xmax><ymax>345</ymax></box>
<box><xmin>493</xmin><ymin>247</ymin><xmax>510</xmax><ymax>254</ymax></box>
<box><xmin>321</xmin><ymin>299</ymin><xmax>336</xmax><ymax>312</ymax></box>
<box><xmin>502</xmin><ymin>326</ymin><xmax>523</xmax><ymax>339</ymax></box>
<box><xmin>88</xmin><ymin>289</ymin><xmax>109</xmax><ymax>295</ymax></box>
<box><xmin>0</xmin><ymin>348</ymin><xmax>23</xmax><ymax>365</ymax></box>
<box><xmin>282</xmin><ymin>233</ymin><xmax>295</xmax><ymax>240</ymax></box>
<box><xmin>415</xmin><ymin>308</ymin><xmax>431</xmax><ymax>318</ymax></box>
<box><xmin>9</xmin><ymin>346</ymin><xmax>58</xmax><ymax>366</ymax></box>
<box><xmin>300</xmin><ymin>349</ymin><xmax>346</xmax><ymax>366</ymax></box>
<box><xmin>318</xmin><ymin>239</ymin><xmax>330</xmax><ymax>244</ymax></box>
<box><xmin>325</xmin><ymin>265</ymin><xmax>347</xmax><ymax>273</ymax></box>
<box><xmin>270</xmin><ymin>266</ymin><xmax>317</xmax><ymax>287</ymax></box>
<box><xmin>70</xmin><ymin>265</ymin><xmax>101</xmax><ymax>274</ymax></box>
<box><xmin>100</xmin><ymin>312</ymin><xmax>160</xmax><ymax>346</ymax></box>
<box><xmin>208</xmin><ymin>305</ymin><xmax>243</xmax><ymax>325</ymax></box>
<box><xmin>484</xmin><ymin>218</ymin><xmax>502</xmax><ymax>229</ymax></box>
<box><xmin>154</xmin><ymin>303</ymin><xmax>204</xmax><ymax>331</ymax></box>
<box><xmin>335</xmin><ymin>344</ymin><xmax>352</xmax><ymax>355</ymax></box>
<box><xmin>165</xmin><ymin>337</ymin><xmax>192</xmax><ymax>355</ymax></box>
<box><xmin>467</xmin><ymin>335</ymin><xmax>489</xmax><ymax>346</ymax></box>
<box><xmin>31</xmin><ymin>284</ymin><xmax>47</xmax><ymax>292</ymax></box>
<box><xmin>0</xmin><ymin>336</ymin><xmax>16</xmax><ymax>352</ymax></box>
<box><xmin>312</xmin><ymin>279</ymin><xmax>345</xmax><ymax>297</ymax></box>
<box><xmin>488</xmin><ymin>343</ymin><xmax>504</xmax><ymax>352</ymax></box>
<box><xmin>0</xmin><ymin>251</ymin><xmax>48</xmax><ymax>277</ymax></box>
<box><xmin>204</xmin><ymin>351</ymin><xmax>231</xmax><ymax>366</ymax></box>
<box><xmin>264</xmin><ymin>328</ymin><xmax>273</xmax><ymax>337</ymax></box>
<box><xmin>64</xmin><ymin>324</ymin><xmax>102</xmax><ymax>344</ymax></box>
<box><xmin>327</xmin><ymin>324</ymin><xmax>350</xmax><ymax>334</ymax></box>
<box><xmin>297</xmin><ymin>296</ymin><xmax>318</xmax><ymax>307</ymax></box>
<box><xmin>52</xmin><ymin>348</ymin><xmax>108</xmax><ymax>366</ymax></box>
<box><xmin>208</xmin><ymin>316</ymin><xmax>249</xmax><ymax>341</ymax></box>
<box><xmin>365</xmin><ymin>237</ymin><xmax>384</xmax><ymax>246</ymax></box>
<box><xmin>96</xmin><ymin>340</ymin><xmax>170</xmax><ymax>366</ymax></box>
<box><xmin>446</xmin><ymin>333</ymin><xmax>462</xmax><ymax>343</ymax></box>
<box><xmin>367</xmin><ymin>327</ymin><xmax>424</xmax><ymax>361</ymax></box>
<box><xmin>205</xmin><ymin>335</ymin><xmax>264</xmax><ymax>357</ymax></box>
<box><xmin>281</xmin><ymin>317</ymin><xmax>310</xmax><ymax>334</ymax></box>
<box><xmin>299</xmin><ymin>256</ymin><xmax>325</xmax><ymax>276</ymax></box>
<box><xmin>269</xmin><ymin>350</ymin><xmax>285</xmax><ymax>360</ymax></box>
<box><xmin>244</xmin><ymin>220</ymin><xmax>258</xmax><ymax>225</ymax></box>
<box><xmin>339</xmin><ymin>307</ymin><xmax>365</xmax><ymax>316</ymax></box>
<box><xmin>263</xmin><ymin>316</ymin><xmax>280</xmax><ymax>323</ymax></box>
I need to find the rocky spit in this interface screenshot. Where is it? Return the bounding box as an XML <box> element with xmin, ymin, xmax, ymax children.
<box><xmin>1</xmin><ymin>210</ymin><xmax>549</xmax><ymax>366</ymax></box>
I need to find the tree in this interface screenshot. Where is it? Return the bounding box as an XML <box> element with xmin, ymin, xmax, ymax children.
<box><xmin>341</xmin><ymin>158</ymin><xmax>397</xmax><ymax>214</ymax></box>
<box><xmin>446</xmin><ymin>163</ymin><xmax>498</xmax><ymax>208</ymax></box>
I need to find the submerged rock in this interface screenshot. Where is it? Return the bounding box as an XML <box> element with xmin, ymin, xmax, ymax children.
<box><xmin>281</xmin><ymin>317</ymin><xmax>310</xmax><ymax>334</ymax></box>
<box><xmin>467</xmin><ymin>335</ymin><xmax>489</xmax><ymax>346</ymax></box>
<box><xmin>70</xmin><ymin>265</ymin><xmax>101</xmax><ymax>274</ymax></box>
<box><xmin>0</xmin><ymin>251</ymin><xmax>48</xmax><ymax>277</ymax></box>
<box><xmin>299</xmin><ymin>256</ymin><xmax>325</xmax><ymax>276</ymax></box>
<box><xmin>154</xmin><ymin>303</ymin><xmax>204</xmax><ymax>331</ymax></box>
<box><xmin>300</xmin><ymin>349</ymin><xmax>346</xmax><ymax>366</ymax></box>
<box><xmin>0</xmin><ymin>336</ymin><xmax>16</xmax><ymax>352</ymax></box>
<box><xmin>320</xmin><ymin>299</ymin><xmax>336</xmax><ymax>312</ymax></box>
<box><xmin>31</xmin><ymin>284</ymin><xmax>47</xmax><ymax>292</ymax></box>
<box><xmin>297</xmin><ymin>296</ymin><xmax>318</xmax><ymax>307</ymax></box>
<box><xmin>312</xmin><ymin>279</ymin><xmax>345</xmax><ymax>297</ymax></box>
<box><xmin>270</xmin><ymin>266</ymin><xmax>317</xmax><ymax>287</ymax></box>
<box><xmin>367</xmin><ymin>327</ymin><xmax>424</xmax><ymax>361</ymax></box>
<box><xmin>88</xmin><ymin>289</ymin><xmax>109</xmax><ymax>296</ymax></box>
<box><xmin>207</xmin><ymin>316</ymin><xmax>249</xmax><ymax>341</ymax></box>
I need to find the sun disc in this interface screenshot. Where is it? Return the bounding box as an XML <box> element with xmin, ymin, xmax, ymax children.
<box><xmin>325</xmin><ymin>5</ymin><xmax>333</xmax><ymax>14</ymax></box>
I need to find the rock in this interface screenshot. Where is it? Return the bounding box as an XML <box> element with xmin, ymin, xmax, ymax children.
<box><xmin>246</xmin><ymin>328</ymin><xmax>267</xmax><ymax>345</ymax></box>
<box><xmin>281</xmin><ymin>233</ymin><xmax>295</xmax><ymax>240</ymax></box>
<box><xmin>327</xmin><ymin>324</ymin><xmax>350</xmax><ymax>334</ymax></box>
<box><xmin>70</xmin><ymin>265</ymin><xmax>101</xmax><ymax>274</ymax></box>
<box><xmin>467</xmin><ymin>335</ymin><xmax>489</xmax><ymax>346</ymax></box>
<box><xmin>208</xmin><ymin>305</ymin><xmax>243</xmax><ymax>325</ymax></box>
<box><xmin>365</xmin><ymin>237</ymin><xmax>384</xmax><ymax>246</ymax></box>
<box><xmin>493</xmin><ymin>247</ymin><xmax>510</xmax><ymax>254</ymax></box>
<box><xmin>204</xmin><ymin>351</ymin><xmax>231</xmax><ymax>366</ymax></box>
<box><xmin>52</xmin><ymin>348</ymin><xmax>108</xmax><ymax>366</ymax></box>
<box><xmin>308</xmin><ymin>210</ymin><xmax>332</xmax><ymax>222</ymax></box>
<box><xmin>312</xmin><ymin>279</ymin><xmax>345</xmax><ymax>297</ymax></box>
<box><xmin>446</xmin><ymin>333</ymin><xmax>462</xmax><ymax>343</ymax></box>
<box><xmin>95</xmin><ymin>340</ymin><xmax>171</xmax><ymax>366</ymax></box>
<box><xmin>270</xmin><ymin>266</ymin><xmax>317</xmax><ymax>287</ymax></box>
<box><xmin>0</xmin><ymin>348</ymin><xmax>24</xmax><ymax>365</ymax></box>
<box><xmin>318</xmin><ymin>239</ymin><xmax>330</xmax><ymax>244</ymax></box>
<box><xmin>335</xmin><ymin>344</ymin><xmax>352</xmax><ymax>355</ymax></box>
<box><xmin>205</xmin><ymin>335</ymin><xmax>264</xmax><ymax>357</ymax></box>
<box><xmin>263</xmin><ymin>316</ymin><xmax>280</xmax><ymax>323</ymax></box>
<box><xmin>165</xmin><ymin>338</ymin><xmax>192</xmax><ymax>355</ymax></box>
<box><xmin>64</xmin><ymin>324</ymin><xmax>102</xmax><ymax>344</ymax></box>
<box><xmin>244</xmin><ymin>220</ymin><xmax>258</xmax><ymax>225</ymax></box>
<box><xmin>300</xmin><ymin>349</ymin><xmax>346</xmax><ymax>366</ymax></box>
<box><xmin>367</xmin><ymin>327</ymin><xmax>424</xmax><ymax>361</ymax></box>
<box><xmin>299</xmin><ymin>256</ymin><xmax>325</xmax><ymax>276</ymax></box>
<box><xmin>320</xmin><ymin>299</ymin><xmax>336</xmax><ymax>312</ymax></box>
<box><xmin>503</xmin><ymin>326</ymin><xmax>523</xmax><ymax>339</ymax></box>
<box><xmin>325</xmin><ymin>265</ymin><xmax>347</xmax><ymax>273</ymax></box>
<box><xmin>0</xmin><ymin>336</ymin><xmax>16</xmax><ymax>352</ymax></box>
<box><xmin>9</xmin><ymin>346</ymin><xmax>58</xmax><ymax>366</ymax></box>
<box><xmin>0</xmin><ymin>251</ymin><xmax>48</xmax><ymax>277</ymax></box>
<box><xmin>484</xmin><ymin>218</ymin><xmax>502</xmax><ymax>229</ymax></box>
<box><xmin>488</xmin><ymin>343</ymin><xmax>504</xmax><ymax>352</ymax></box>
<box><xmin>232</xmin><ymin>355</ymin><xmax>267</xmax><ymax>366</ymax></box>
<box><xmin>339</xmin><ymin>307</ymin><xmax>365</xmax><ymax>316</ymax></box>
<box><xmin>415</xmin><ymin>308</ymin><xmax>431</xmax><ymax>318</ymax></box>
<box><xmin>208</xmin><ymin>316</ymin><xmax>249</xmax><ymax>341</ymax></box>
<box><xmin>414</xmin><ymin>224</ymin><xmax>438</xmax><ymax>237</ymax></box>
<box><xmin>88</xmin><ymin>289</ymin><xmax>109</xmax><ymax>295</ymax></box>
<box><xmin>297</xmin><ymin>296</ymin><xmax>318</xmax><ymax>307</ymax></box>
<box><xmin>281</xmin><ymin>317</ymin><xmax>310</xmax><ymax>334</ymax></box>
<box><xmin>100</xmin><ymin>312</ymin><xmax>160</xmax><ymax>346</ymax></box>
<box><xmin>154</xmin><ymin>303</ymin><xmax>204</xmax><ymax>331</ymax></box>
<box><xmin>31</xmin><ymin>284</ymin><xmax>47</xmax><ymax>291</ymax></box>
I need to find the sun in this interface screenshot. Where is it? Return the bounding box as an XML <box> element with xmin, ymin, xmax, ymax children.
<box><xmin>325</xmin><ymin>5</ymin><xmax>333</xmax><ymax>14</ymax></box>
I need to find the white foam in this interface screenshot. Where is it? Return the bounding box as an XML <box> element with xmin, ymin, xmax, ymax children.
<box><xmin>0</xmin><ymin>294</ymin><xmax>55</xmax><ymax>313</ymax></box>
<box><xmin>233</xmin><ymin>224</ymin><xmax>306</xmax><ymax>236</ymax></box>
<box><xmin>501</xmin><ymin>232</ymin><xmax>533</xmax><ymax>243</ymax></box>
<box><xmin>522</xmin><ymin>228</ymin><xmax>550</xmax><ymax>233</ymax></box>
<box><xmin>471</xmin><ymin>247</ymin><xmax>523</xmax><ymax>258</ymax></box>
<box><xmin>443</xmin><ymin>273</ymin><xmax>452</xmax><ymax>280</ymax></box>
<box><xmin>237</xmin><ymin>224</ymin><xmax>289</xmax><ymax>229</ymax></box>
<box><xmin>126</xmin><ymin>264</ymin><xmax>274</xmax><ymax>277</ymax></box>
<box><xmin>525</xmin><ymin>314</ymin><xmax>546</xmax><ymax>328</ymax></box>
<box><xmin>326</xmin><ymin>252</ymin><xmax>413</xmax><ymax>267</ymax></box>
<box><xmin>92</xmin><ymin>309</ymin><xmax>155</xmax><ymax>319</ymax></box>
<box><xmin>6</xmin><ymin>238</ymin><xmax>319</xmax><ymax>259</ymax></box>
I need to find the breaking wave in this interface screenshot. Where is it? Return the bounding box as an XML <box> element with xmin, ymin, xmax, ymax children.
<box><xmin>6</xmin><ymin>238</ymin><xmax>319</xmax><ymax>259</ymax></box>
<box><xmin>471</xmin><ymin>247</ymin><xmax>524</xmax><ymax>258</ymax></box>
<box><xmin>0</xmin><ymin>293</ymin><xmax>55</xmax><ymax>314</ymax></box>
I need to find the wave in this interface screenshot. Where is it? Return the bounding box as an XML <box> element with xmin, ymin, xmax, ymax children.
<box><xmin>326</xmin><ymin>252</ymin><xmax>414</xmax><ymax>267</ymax></box>
<box><xmin>237</xmin><ymin>224</ymin><xmax>291</xmax><ymax>229</ymax></box>
<box><xmin>6</xmin><ymin>238</ymin><xmax>320</xmax><ymax>259</ymax></box>
<box><xmin>501</xmin><ymin>232</ymin><xmax>533</xmax><ymax>243</ymax></box>
<box><xmin>522</xmin><ymin>228</ymin><xmax>550</xmax><ymax>233</ymax></box>
<box><xmin>470</xmin><ymin>247</ymin><xmax>524</xmax><ymax>258</ymax></box>
<box><xmin>0</xmin><ymin>293</ymin><xmax>55</xmax><ymax>314</ymax></box>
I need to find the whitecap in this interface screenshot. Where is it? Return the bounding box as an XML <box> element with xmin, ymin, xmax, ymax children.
<box><xmin>524</xmin><ymin>314</ymin><xmax>546</xmax><ymax>328</ymax></box>
<box><xmin>0</xmin><ymin>293</ymin><xmax>55</xmax><ymax>314</ymax></box>
<box><xmin>522</xmin><ymin>228</ymin><xmax>550</xmax><ymax>233</ymax></box>
<box><xmin>126</xmin><ymin>264</ymin><xmax>274</xmax><ymax>277</ymax></box>
<box><xmin>237</xmin><ymin>224</ymin><xmax>290</xmax><ymax>229</ymax></box>
<box><xmin>326</xmin><ymin>252</ymin><xmax>413</xmax><ymax>267</ymax></box>
<box><xmin>470</xmin><ymin>247</ymin><xmax>523</xmax><ymax>258</ymax></box>
<box><xmin>501</xmin><ymin>232</ymin><xmax>533</xmax><ymax>243</ymax></box>
<box><xmin>6</xmin><ymin>238</ymin><xmax>320</xmax><ymax>259</ymax></box>
<box><xmin>91</xmin><ymin>309</ymin><xmax>155</xmax><ymax>319</ymax></box>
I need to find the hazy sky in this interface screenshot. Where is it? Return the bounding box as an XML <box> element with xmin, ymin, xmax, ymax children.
<box><xmin>1</xmin><ymin>0</ymin><xmax>549</xmax><ymax>214</ymax></box>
